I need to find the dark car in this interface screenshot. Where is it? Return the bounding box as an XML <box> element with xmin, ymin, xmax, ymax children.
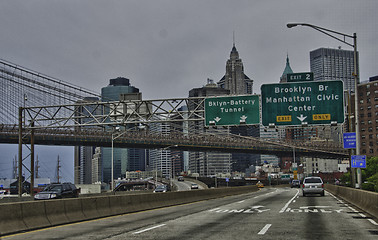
<box><xmin>153</xmin><ymin>184</ymin><xmax>169</xmax><ymax>193</ymax></box>
<box><xmin>291</xmin><ymin>180</ymin><xmax>301</xmax><ymax>188</ymax></box>
<box><xmin>34</xmin><ymin>183</ymin><xmax>79</xmax><ymax>200</ymax></box>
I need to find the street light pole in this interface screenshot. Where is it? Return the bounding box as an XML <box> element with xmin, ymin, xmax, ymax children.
<box><xmin>111</xmin><ymin>127</ymin><xmax>122</xmax><ymax>191</ymax></box>
<box><xmin>287</xmin><ymin>23</ymin><xmax>361</xmax><ymax>187</ymax></box>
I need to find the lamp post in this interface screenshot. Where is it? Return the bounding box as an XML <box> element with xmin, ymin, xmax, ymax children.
<box><xmin>111</xmin><ymin>127</ymin><xmax>122</xmax><ymax>191</ymax></box>
<box><xmin>159</xmin><ymin>145</ymin><xmax>178</xmax><ymax>190</ymax></box>
<box><xmin>287</xmin><ymin>23</ymin><xmax>360</xmax><ymax>187</ymax></box>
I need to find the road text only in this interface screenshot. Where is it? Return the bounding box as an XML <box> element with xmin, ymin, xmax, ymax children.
<box><xmin>261</xmin><ymin>80</ymin><xmax>344</xmax><ymax>126</ymax></box>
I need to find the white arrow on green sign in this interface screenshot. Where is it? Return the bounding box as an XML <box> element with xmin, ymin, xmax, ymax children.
<box><xmin>205</xmin><ymin>95</ymin><xmax>260</xmax><ymax>126</ymax></box>
<box><xmin>261</xmin><ymin>80</ymin><xmax>344</xmax><ymax>126</ymax></box>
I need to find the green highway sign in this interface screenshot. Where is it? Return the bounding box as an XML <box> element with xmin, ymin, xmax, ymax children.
<box><xmin>261</xmin><ymin>80</ymin><xmax>344</xmax><ymax>126</ymax></box>
<box><xmin>205</xmin><ymin>95</ymin><xmax>260</xmax><ymax>126</ymax></box>
<box><xmin>287</xmin><ymin>72</ymin><xmax>313</xmax><ymax>82</ymax></box>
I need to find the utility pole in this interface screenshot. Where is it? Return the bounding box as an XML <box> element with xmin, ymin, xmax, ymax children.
<box><xmin>56</xmin><ymin>155</ymin><xmax>61</xmax><ymax>183</ymax></box>
<box><xmin>35</xmin><ymin>156</ymin><xmax>40</xmax><ymax>179</ymax></box>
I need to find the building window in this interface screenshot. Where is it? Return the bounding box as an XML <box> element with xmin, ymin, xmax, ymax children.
<box><xmin>369</xmin><ymin>134</ymin><xmax>373</xmax><ymax>139</ymax></box>
<box><xmin>369</xmin><ymin>149</ymin><xmax>374</xmax><ymax>154</ymax></box>
<box><xmin>362</xmin><ymin>142</ymin><xmax>366</xmax><ymax>146</ymax></box>
<box><xmin>369</xmin><ymin>127</ymin><xmax>373</xmax><ymax>132</ymax></box>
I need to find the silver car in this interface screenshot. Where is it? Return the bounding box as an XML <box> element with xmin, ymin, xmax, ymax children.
<box><xmin>302</xmin><ymin>177</ymin><xmax>324</xmax><ymax>196</ymax></box>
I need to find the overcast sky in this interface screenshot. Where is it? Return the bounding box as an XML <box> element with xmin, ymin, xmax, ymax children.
<box><xmin>1</xmin><ymin>0</ymin><xmax>377</xmax><ymax>181</ymax></box>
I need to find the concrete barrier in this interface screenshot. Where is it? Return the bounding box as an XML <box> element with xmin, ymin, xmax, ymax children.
<box><xmin>0</xmin><ymin>185</ymin><xmax>258</xmax><ymax>236</ymax></box>
<box><xmin>325</xmin><ymin>184</ymin><xmax>378</xmax><ymax>218</ymax></box>
<box><xmin>21</xmin><ymin>201</ymin><xmax>51</xmax><ymax>230</ymax></box>
<box><xmin>95</xmin><ymin>196</ymin><xmax>112</xmax><ymax>218</ymax></box>
<box><xmin>45</xmin><ymin>199</ymin><xmax>69</xmax><ymax>226</ymax></box>
<box><xmin>63</xmin><ymin>198</ymin><xmax>86</xmax><ymax>223</ymax></box>
<box><xmin>0</xmin><ymin>202</ymin><xmax>27</xmax><ymax>235</ymax></box>
<box><xmin>81</xmin><ymin>197</ymin><xmax>100</xmax><ymax>219</ymax></box>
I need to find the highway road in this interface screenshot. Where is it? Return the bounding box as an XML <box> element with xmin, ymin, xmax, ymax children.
<box><xmin>172</xmin><ymin>178</ymin><xmax>205</xmax><ymax>191</ymax></box>
<box><xmin>4</xmin><ymin>187</ymin><xmax>378</xmax><ymax>239</ymax></box>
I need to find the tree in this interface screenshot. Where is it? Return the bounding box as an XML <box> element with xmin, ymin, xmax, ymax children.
<box><xmin>361</xmin><ymin>156</ymin><xmax>378</xmax><ymax>192</ymax></box>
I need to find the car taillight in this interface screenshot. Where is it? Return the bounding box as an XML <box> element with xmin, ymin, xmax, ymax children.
<box><xmin>322</xmin><ymin>184</ymin><xmax>324</xmax><ymax>188</ymax></box>
<box><xmin>302</xmin><ymin>184</ymin><xmax>305</xmax><ymax>188</ymax></box>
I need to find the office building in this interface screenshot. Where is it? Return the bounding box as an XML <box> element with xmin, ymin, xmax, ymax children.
<box><xmin>74</xmin><ymin>97</ymin><xmax>101</xmax><ymax>184</ymax></box>
<box><xmin>310</xmin><ymin>47</ymin><xmax>359</xmax><ymax>92</ymax></box>
<box><xmin>280</xmin><ymin>54</ymin><xmax>294</xmax><ymax>83</ymax></box>
<box><xmin>101</xmin><ymin>77</ymin><xmax>144</xmax><ymax>184</ymax></box>
<box><xmin>217</xmin><ymin>43</ymin><xmax>258</xmax><ymax>172</ymax></box>
<box><xmin>351</xmin><ymin>76</ymin><xmax>378</xmax><ymax>157</ymax></box>
<box><xmin>217</xmin><ymin>43</ymin><xmax>253</xmax><ymax>94</ymax></box>
<box><xmin>188</xmin><ymin>79</ymin><xmax>232</xmax><ymax>176</ymax></box>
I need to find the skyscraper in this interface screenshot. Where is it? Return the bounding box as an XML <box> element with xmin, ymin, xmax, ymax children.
<box><xmin>280</xmin><ymin>54</ymin><xmax>294</xmax><ymax>83</ymax></box>
<box><xmin>217</xmin><ymin>43</ymin><xmax>257</xmax><ymax>172</ymax></box>
<box><xmin>101</xmin><ymin>77</ymin><xmax>143</xmax><ymax>184</ymax></box>
<box><xmin>74</xmin><ymin>97</ymin><xmax>101</xmax><ymax>184</ymax></box>
<box><xmin>188</xmin><ymin>79</ymin><xmax>231</xmax><ymax>176</ymax></box>
<box><xmin>217</xmin><ymin>43</ymin><xmax>253</xmax><ymax>95</ymax></box>
<box><xmin>310</xmin><ymin>47</ymin><xmax>359</xmax><ymax>92</ymax></box>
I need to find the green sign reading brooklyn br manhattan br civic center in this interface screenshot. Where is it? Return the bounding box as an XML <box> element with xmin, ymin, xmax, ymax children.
<box><xmin>261</xmin><ymin>80</ymin><xmax>344</xmax><ymax>126</ymax></box>
<box><xmin>205</xmin><ymin>95</ymin><xmax>260</xmax><ymax>126</ymax></box>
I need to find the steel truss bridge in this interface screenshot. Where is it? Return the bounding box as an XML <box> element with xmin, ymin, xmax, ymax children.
<box><xmin>1</xmin><ymin>58</ymin><xmax>348</xmax><ymax>196</ymax></box>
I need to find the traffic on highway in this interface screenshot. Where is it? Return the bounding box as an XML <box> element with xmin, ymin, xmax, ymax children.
<box><xmin>4</xmin><ymin>186</ymin><xmax>377</xmax><ymax>239</ymax></box>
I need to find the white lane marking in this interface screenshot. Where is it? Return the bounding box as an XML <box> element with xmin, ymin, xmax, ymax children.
<box><xmin>348</xmin><ymin>206</ymin><xmax>358</xmax><ymax>212</ymax></box>
<box><xmin>237</xmin><ymin>200</ymin><xmax>245</xmax><ymax>203</ymax></box>
<box><xmin>257</xmin><ymin>224</ymin><xmax>272</xmax><ymax>235</ymax></box>
<box><xmin>133</xmin><ymin>224</ymin><xmax>166</xmax><ymax>235</ymax></box>
<box><xmin>359</xmin><ymin>213</ymin><xmax>367</xmax><ymax>218</ymax></box>
<box><xmin>279</xmin><ymin>189</ymin><xmax>299</xmax><ymax>213</ymax></box>
<box><xmin>368</xmin><ymin>219</ymin><xmax>378</xmax><ymax>226</ymax></box>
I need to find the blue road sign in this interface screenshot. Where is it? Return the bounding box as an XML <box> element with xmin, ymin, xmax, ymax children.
<box><xmin>351</xmin><ymin>155</ymin><xmax>366</xmax><ymax>168</ymax></box>
<box><xmin>343</xmin><ymin>132</ymin><xmax>356</xmax><ymax>149</ymax></box>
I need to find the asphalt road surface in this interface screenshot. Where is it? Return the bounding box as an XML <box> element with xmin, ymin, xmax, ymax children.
<box><xmin>4</xmin><ymin>187</ymin><xmax>378</xmax><ymax>240</ymax></box>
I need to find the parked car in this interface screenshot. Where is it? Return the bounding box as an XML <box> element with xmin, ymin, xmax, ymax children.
<box><xmin>191</xmin><ymin>183</ymin><xmax>199</xmax><ymax>189</ymax></box>
<box><xmin>302</xmin><ymin>177</ymin><xmax>324</xmax><ymax>196</ymax></box>
<box><xmin>178</xmin><ymin>176</ymin><xmax>184</xmax><ymax>181</ymax></box>
<box><xmin>34</xmin><ymin>182</ymin><xmax>79</xmax><ymax>200</ymax></box>
<box><xmin>153</xmin><ymin>185</ymin><xmax>168</xmax><ymax>193</ymax></box>
<box><xmin>291</xmin><ymin>180</ymin><xmax>301</xmax><ymax>188</ymax></box>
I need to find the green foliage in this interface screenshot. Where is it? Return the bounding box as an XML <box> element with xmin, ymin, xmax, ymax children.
<box><xmin>340</xmin><ymin>172</ymin><xmax>351</xmax><ymax>187</ymax></box>
<box><xmin>361</xmin><ymin>156</ymin><xmax>378</xmax><ymax>192</ymax></box>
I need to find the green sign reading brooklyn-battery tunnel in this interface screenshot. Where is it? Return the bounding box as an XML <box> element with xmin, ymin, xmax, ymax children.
<box><xmin>261</xmin><ymin>80</ymin><xmax>344</xmax><ymax>126</ymax></box>
<box><xmin>205</xmin><ymin>95</ymin><xmax>260</xmax><ymax>126</ymax></box>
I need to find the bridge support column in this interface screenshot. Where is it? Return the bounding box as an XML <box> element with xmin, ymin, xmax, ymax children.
<box><xmin>18</xmin><ymin>107</ymin><xmax>23</xmax><ymax>197</ymax></box>
<box><xmin>30</xmin><ymin>121</ymin><xmax>34</xmax><ymax>196</ymax></box>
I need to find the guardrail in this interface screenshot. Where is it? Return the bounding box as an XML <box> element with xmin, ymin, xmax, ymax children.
<box><xmin>0</xmin><ymin>185</ymin><xmax>257</xmax><ymax>236</ymax></box>
<box><xmin>325</xmin><ymin>184</ymin><xmax>378</xmax><ymax>218</ymax></box>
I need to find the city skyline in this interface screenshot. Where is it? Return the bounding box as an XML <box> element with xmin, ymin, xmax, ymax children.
<box><xmin>1</xmin><ymin>0</ymin><xmax>377</xmax><ymax>181</ymax></box>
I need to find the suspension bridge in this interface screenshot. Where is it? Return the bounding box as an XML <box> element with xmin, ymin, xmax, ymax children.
<box><xmin>0</xmin><ymin>58</ymin><xmax>348</xmax><ymax>195</ymax></box>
